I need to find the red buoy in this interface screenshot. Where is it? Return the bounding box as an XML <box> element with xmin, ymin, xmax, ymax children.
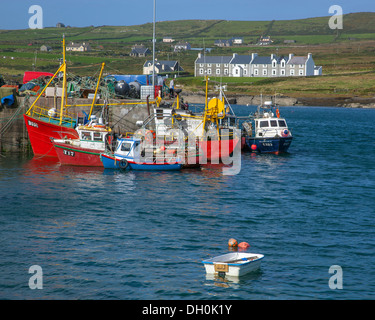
<box><xmin>238</xmin><ymin>242</ymin><xmax>250</xmax><ymax>249</ymax></box>
<box><xmin>251</xmin><ymin>144</ymin><xmax>257</xmax><ymax>151</ymax></box>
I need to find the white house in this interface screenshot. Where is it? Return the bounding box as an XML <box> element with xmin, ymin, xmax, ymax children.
<box><xmin>230</xmin><ymin>53</ymin><xmax>252</xmax><ymax>77</ymax></box>
<box><xmin>163</xmin><ymin>37</ymin><xmax>175</xmax><ymax>43</ymax></box>
<box><xmin>174</xmin><ymin>42</ymin><xmax>191</xmax><ymax>52</ymax></box>
<box><xmin>66</xmin><ymin>42</ymin><xmax>91</xmax><ymax>52</ymax></box>
<box><xmin>143</xmin><ymin>60</ymin><xmax>183</xmax><ymax>75</ymax></box>
<box><xmin>194</xmin><ymin>52</ymin><xmax>322</xmax><ymax>78</ymax></box>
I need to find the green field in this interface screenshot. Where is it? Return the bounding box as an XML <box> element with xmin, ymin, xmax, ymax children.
<box><xmin>0</xmin><ymin>12</ymin><xmax>375</xmax><ymax>98</ymax></box>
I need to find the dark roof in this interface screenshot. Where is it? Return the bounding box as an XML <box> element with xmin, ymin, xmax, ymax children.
<box><xmin>252</xmin><ymin>56</ymin><xmax>272</xmax><ymax>64</ymax></box>
<box><xmin>144</xmin><ymin>60</ymin><xmax>178</xmax><ymax>68</ymax></box>
<box><xmin>131</xmin><ymin>46</ymin><xmax>150</xmax><ymax>55</ymax></box>
<box><xmin>231</xmin><ymin>55</ymin><xmax>252</xmax><ymax>64</ymax></box>
<box><xmin>196</xmin><ymin>55</ymin><xmax>232</xmax><ymax>64</ymax></box>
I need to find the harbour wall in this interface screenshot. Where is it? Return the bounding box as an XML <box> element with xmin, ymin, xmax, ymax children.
<box><xmin>0</xmin><ymin>96</ymin><xmax>150</xmax><ymax>155</ymax></box>
<box><xmin>180</xmin><ymin>91</ymin><xmax>375</xmax><ymax>108</ymax></box>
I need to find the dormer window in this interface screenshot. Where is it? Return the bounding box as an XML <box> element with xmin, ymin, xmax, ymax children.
<box><xmin>272</xmin><ymin>61</ymin><xmax>276</xmax><ymax>68</ymax></box>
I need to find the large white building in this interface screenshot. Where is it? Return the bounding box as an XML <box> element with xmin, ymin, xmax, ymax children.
<box><xmin>195</xmin><ymin>52</ymin><xmax>322</xmax><ymax>77</ymax></box>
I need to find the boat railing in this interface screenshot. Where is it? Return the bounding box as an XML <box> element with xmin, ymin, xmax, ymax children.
<box><xmin>29</xmin><ymin>105</ymin><xmax>76</xmax><ymax>128</ymax></box>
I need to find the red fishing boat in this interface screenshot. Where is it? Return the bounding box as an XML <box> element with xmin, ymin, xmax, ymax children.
<box><xmin>148</xmin><ymin>81</ymin><xmax>240</xmax><ymax>163</ymax></box>
<box><xmin>24</xmin><ymin>36</ymin><xmax>104</xmax><ymax>159</ymax></box>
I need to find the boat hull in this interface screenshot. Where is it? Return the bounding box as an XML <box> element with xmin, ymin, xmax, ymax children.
<box><xmin>246</xmin><ymin>137</ymin><xmax>292</xmax><ymax>154</ymax></box>
<box><xmin>24</xmin><ymin>114</ymin><xmax>78</xmax><ymax>158</ymax></box>
<box><xmin>53</xmin><ymin>141</ymin><xmax>103</xmax><ymax>167</ymax></box>
<box><xmin>101</xmin><ymin>153</ymin><xmax>182</xmax><ymax>171</ymax></box>
<box><xmin>200</xmin><ymin>138</ymin><xmax>239</xmax><ymax>162</ymax></box>
<box><xmin>202</xmin><ymin>252</ymin><xmax>264</xmax><ymax>277</ymax></box>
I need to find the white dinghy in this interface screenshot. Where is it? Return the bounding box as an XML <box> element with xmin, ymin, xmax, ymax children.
<box><xmin>202</xmin><ymin>252</ymin><xmax>264</xmax><ymax>277</ymax></box>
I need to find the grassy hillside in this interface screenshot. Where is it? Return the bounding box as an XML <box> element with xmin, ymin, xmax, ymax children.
<box><xmin>0</xmin><ymin>12</ymin><xmax>375</xmax><ymax>98</ymax></box>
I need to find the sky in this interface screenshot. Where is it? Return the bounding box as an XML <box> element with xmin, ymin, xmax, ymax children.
<box><xmin>1</xmin><ymin>0</ymin><xmax>374</xmax><ymax>30</ymax></box>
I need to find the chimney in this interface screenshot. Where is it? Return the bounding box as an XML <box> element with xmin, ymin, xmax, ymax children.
<box><xmin>251</xmin><ymin>53</ymin><xmax>258</xmax><ymax>60</ymax></box>
<box><xmin>198</xmin><ymin>52</ymin><xmax>202</xmax><ymax>59</ymax></box>
<box><xmin>233</xmin><ymin>53</ymin><xmax>238</xmax><ymax>58</ymax></box>
<box><xmin>308</xmin><ymin>53</ymin><xmax>312</xmax><ymax>59</ymax></box>
<box><xmin>271</xmin><ymin>54</ymin><xmax>276</xmax><ymax>60</ymax></box>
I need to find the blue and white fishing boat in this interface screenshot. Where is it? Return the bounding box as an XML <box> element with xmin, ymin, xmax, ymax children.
<box><xmin>100</xmin><ymin>137</ymin><xmax>183</xmax><ymax>171</ymax></box>
<box><xmin>243</xmin><ymin>101</ymin><xmax>293</xmax><ymax>154</ymax></box>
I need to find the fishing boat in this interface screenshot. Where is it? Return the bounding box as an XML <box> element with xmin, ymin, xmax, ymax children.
<box><xmin>148</xmin><ymin>79</ymin><xmax>240</xmax><ymax>163</ymax></box>
<box><xmin>243</xmin><ymin>101</ymin><xmax>293</xmax><ymax>154</ymax></box>
<box><xmin>100</xmin><ymin>137</ymin><xmax>183</xmax><ymax>171</ymax></box>
<box><xmin>24</xmin><ymin>36</ymin><xmax>80</xmax><ymax>158</ymax></box>
<box><xmin>24</xmin><ymin>36</ymin><xmax>155</xmax><ymax>161</ymax></box>
<box><xmin>52</xmin><ymin>113</ymin><xmax>114</xmax><ymax>167</ymax></box>
<box><xmin>202</xmin><ymin>252</ymin><xmax>264</xmax><ymax>277</ymax></box>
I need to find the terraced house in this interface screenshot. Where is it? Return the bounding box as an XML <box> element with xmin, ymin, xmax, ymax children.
<box><xmin>194</xmin><ymin>52</ymin><xmax>322</xmax><ymax>77</ymax></box>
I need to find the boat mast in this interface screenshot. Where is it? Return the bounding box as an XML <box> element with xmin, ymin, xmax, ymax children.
<box><xmin>152</xmin><ymin>0</ymin><xmax>156</xmax><ymax>88</ymax></box>
<box><xmin>88</xmin><ymin>62</ymin><xmax>105</xmax><ymax>120</ymax></box>
<box><xmin>59</xmin><ymin>34</ymin><xmax>67</xmax><ymax>125</ymax></box>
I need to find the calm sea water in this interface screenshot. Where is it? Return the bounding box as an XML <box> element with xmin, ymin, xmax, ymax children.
<box><xmin>1</xmin><ymin>106</ymin><xmax>375</xmax><ymax>300</ymax></box>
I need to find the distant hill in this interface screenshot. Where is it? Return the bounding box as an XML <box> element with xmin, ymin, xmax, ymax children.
<box><xmin>0</xmin><ymin>12</ymin><xmax>375</xmax><ymax>46</ymax></box>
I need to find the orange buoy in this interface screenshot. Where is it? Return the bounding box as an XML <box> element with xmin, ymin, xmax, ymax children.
<box><xmin>238</xmin><ymin>242</ymin><xmax>250</xmax><ymax>249</ymax></box>
<box><xmin>228</xmin><ymin>238</ymin><xmax>238</xmax><ymax>247</ymax></box>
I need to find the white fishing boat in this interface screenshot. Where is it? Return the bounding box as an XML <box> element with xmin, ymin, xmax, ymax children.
<box><xmin>202</xmin><ymin>252</ymin><xmax>264</xmax><ymax>277</ymax></box>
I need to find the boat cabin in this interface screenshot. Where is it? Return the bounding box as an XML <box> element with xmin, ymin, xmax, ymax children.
<box><xmin>76</xmin><ymin>125</ymin><xmax>109</xmax><ymax>150</ymax></box>
<box><xmin>254</xmin><ymin>102</ymin><xmax>291</xmax><ymax>139</ymax></box>
<box><xmin>114</xmin><ymin>138</ymin><xmax>142</xmax><ymax>162</ymax></box>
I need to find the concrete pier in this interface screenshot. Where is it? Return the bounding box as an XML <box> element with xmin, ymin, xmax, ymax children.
<box><xmin>0</xmin><ymin>96</ymin><xmax>150</xmax><ymax>155</ymax></box>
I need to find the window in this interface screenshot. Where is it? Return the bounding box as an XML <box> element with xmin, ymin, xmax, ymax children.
<box><xmin>216</xmin><ymin>69</ymin><xmax>220</xmax><ymax>75</ymax></box>
<box><xmin>263</xmin><ymin>69</ymin><xmax>267</xmax><ymax>76</ymax></box>
<box><xmin>263</xmin><ymin>64</ymin><xmax>267</xmax><ymax>68</ymax></box>
<box><xmin>260</xmin><ymin>120</ymin><xmax>269</xmax><ymax>128</ymax></box>
<box><xmin>93</xmin><ymin>132</ymin><xmax>102</xmax><ymax>141</ymax></box>
<box><xmin>121</xmin><ymin>142</ymin><xmax>132</xmax><ymax>152</ymax></box>
<box><xmin>244</xmin><ymin>69</ymin><xmax>247</xmax><ymax>75</ymax></box>
<box><xmin>272</xmin><ymin>61</ymin><xmax>276</xmax><ymax>68</ymax></box>
<box><xmin>216</xmin><ymin>64</ymin><xmax>220</xmax><ymax>67</ymax></box>
<box><xmin>199</xmin><ymin>68</ymin><xmax>204</xmax><ymax>75</ymax></box>
<box><xmin>281</xmin><ymin>61</ymin><xmax>285</xmax><ymax>68</ymax></box>
<box><xmin>281</xmin><ymin>69</ymin><xmax>285</xmax><ymax>76</ymax></box>
<box><xmin>207</xmin><ymin>69</ymin><xmax>212</xmax><ymax>74</ymax></box>
<box><xmin>82</xmin><ymin>132</ymin><xmax>91</xmax><ymax>140</ymax></box>
<box><xmin>299</xmin><ymin>70</ymin><xmax>304</xmax><ymax>75</ymax></box>
<box><xmin>272</xmin><ymin>70</ymin><xmax>277</xmax><ymax>75</ymax></box>
<box><xmin>270</xmin><ymin>120</ymin><xmax>278</xmax><ymax>127</ymax></box>
<box><xmin>278</xmin><ymin>120</ymin><xmax>286</xmax><ymax>127</ymax></box>
<box><xmin>156</xmin><ymin>109</ymin><xmax>164</xmax><ymax>120</ymax></box>
<box><xmin>224</xmin><ymin>64</ymin><xmax>228</xmax><ymax>67</ymax></box>
<box><xmin>291</xmin><ymin>64</ymin><xmax>295</xmax><ymax>68</ymax></box>
<box><xmin>254</xmin><ymin>69</ymin><xmax>259</xmax><ymax>76</ymax></box>
<box><xmin>207</xmin><ymin>63</ymin><xmax>211</xmax><ymax>67</ymax></box>
<box><xmin>299</xmin><ymin>64</ymin><xmax>304</xmax><ymax>68</ymax></box>
<box><xmin>199</xmin><ymin>63</ymin><xmax>204</xmax><ymax>67</ymax></box>
<box><xmin>224</xmin><ymin>69</ymin><xmax>229</xmax><ymax>75</ymax></box>
<box><xmin>290</xmin><ymin>69</ymin><xmax>295</xmax><ymax>76</ymax></box>
<box><xmin>254</xmin><ymin>64</ymin><xmax>258</xmax><ymax>68</ymax></box>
